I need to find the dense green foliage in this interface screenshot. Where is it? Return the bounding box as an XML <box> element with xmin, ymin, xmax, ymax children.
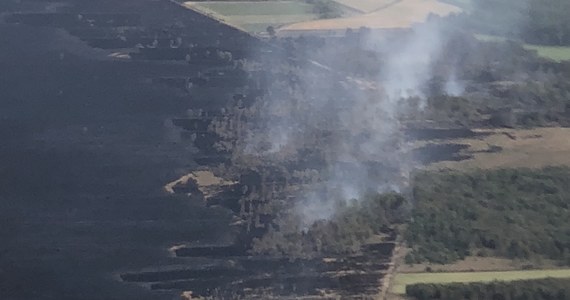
<box><xmin>405</xmin><ymin>167</ymin><xmax>570</xmax><ymax>264</ymax></box>
<box><xmin>406</xmin><ymin>278</ymin><xmax>570</xmax><ymax>300</ymax></box>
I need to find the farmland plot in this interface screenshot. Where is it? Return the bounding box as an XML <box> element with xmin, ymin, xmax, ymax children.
<box><xmin>392</xmin><ymin>269</ymin><xmax>570</xmax><ymax>294</ymax></box>
<box><xmin>278</xmin><ymin>0</ymin><xmax>460</xmax><ymax>33</ymax></box>
<box><xmin>185</xmin><ymin>1</ymin><xmax>319</xmax><ymax>33</ymax></box>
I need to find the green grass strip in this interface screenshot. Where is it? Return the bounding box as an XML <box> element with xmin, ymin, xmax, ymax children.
<box><xmin>392</xmin><ymin>269</ymin><xmax>570</xmax><ymax>294</ymax></box>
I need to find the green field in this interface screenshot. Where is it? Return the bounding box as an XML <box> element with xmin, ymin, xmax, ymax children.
<box><xmin>475</xmin><ymin>34</ymin><xmax>570</xmax><ymax>62</ymax></box>
<box><xmin>194</xmin><ymin>1</ymin><xmax>314</xmax><ymax>15</ymax></box>
<box><xmin>185</xmin><ymin>1</ymin><xmax>319</xmax><ymax>33</ymax></box>
<box><xmin>392</xmin><ymin>269</ymin><xmax>570</xmax><ymax>294</ymax></box>
<box><xmin>331</xmin><ymin>0</ymin><xmax>396</xmax><ymax>13</ymax></box>
<box><xmin>523</xmin><ymin>44</ymin><xmax>570</xmax><ymax>62</ymax></box>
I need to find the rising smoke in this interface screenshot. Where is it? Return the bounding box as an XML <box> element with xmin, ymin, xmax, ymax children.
<box><xmin>244</xmin><ymin>17</ymin><xmax>462</xmax><ymax>227</ymax></box>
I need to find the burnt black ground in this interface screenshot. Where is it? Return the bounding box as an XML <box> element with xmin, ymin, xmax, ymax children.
<box><xmin>0</xmin><ymin>24</ymin><xmax>233</xmax><ymax>300</ymax></box>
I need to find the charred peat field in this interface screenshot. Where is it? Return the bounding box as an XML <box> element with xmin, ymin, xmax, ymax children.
<box><xmin>2</xmin><ymin>0</ymin><xmax>569</xmax><ymax>299</ymax></box>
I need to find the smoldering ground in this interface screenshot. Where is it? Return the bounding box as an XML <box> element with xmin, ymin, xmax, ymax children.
<box><xmin>240</xmin><ymin>18</ymin><xmax>465</xmax><ymax>227</ymax></box>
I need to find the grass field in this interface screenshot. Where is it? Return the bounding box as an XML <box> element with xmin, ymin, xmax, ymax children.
<box><xmin>184</xmin><ymin>1</ymin><xmax>319</xmax><ymax>33</ymax></box>
<box><xmin>421</xmin><ymin>128</ymin><xmax>570</xmax><ymax>170</ymax></box>
<box><xmin>392</xmin><ymin>269</ymin><xmax>570</xmax><ymax>294</ymax></box>
<box><xmin>191</xmin><ymin>1</ymin><xmax>314</xmax><ymax>15</ymax></box>
<box><xmin>476</xmin><ymin>34</ymin><xmax>570</xmax><ymax>62</ymax></box>
<box><xmin>332</xmin><ymin>0</ymin><xmax>397</xmax><ymax>13</ymax></box>
<box><xmin>523</xmin><ymin>44</ymin><xmax>570</xmax><ymax>62</ymax></box>
<box><xmin>399</xmin><ymin>256</ymin><xmax>564</xmax><ymax>273</ymax></box>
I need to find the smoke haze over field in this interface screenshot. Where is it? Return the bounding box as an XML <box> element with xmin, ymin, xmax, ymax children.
<box><xmin>380</xmin><ymin>21</ymin><xmax>445</xmax><ymax>105</ymax></box>
<box><xmin>241</xmin><ymin>18</ymin><xmax>464</xmax><ymax>227</ymax></box>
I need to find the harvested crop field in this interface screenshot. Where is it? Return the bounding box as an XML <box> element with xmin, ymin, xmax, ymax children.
<box><xmin>419</xmin><ymin>127</ymin><xmax>570</xmax><ymax>170</ymax></box>
<box><xmin>278</xmin><ymin>0</ymin><xmax>460</xmax><ymax>34</ymax></box>
<box><xmin>183</xmin><ymin>0</ymin><xmax>461</xmax><ymax>35</ymax></box>
<box><xmin>332</xmin><ymin>0</ymin><xmax>398</xmax><ymax>13</ymax></box>
<box><xmin>184</xmin><ymin>1</ymin><xmax>318</xmax><ymax>33</ymax></box>
<box><xmin>392</xmin><ymin>269</ymin><xmax>570</xmax><ymax>294</ymax></box>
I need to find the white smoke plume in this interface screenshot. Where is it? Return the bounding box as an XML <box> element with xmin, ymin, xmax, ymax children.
<box><xmin>379</xmin><ymin>21</ymin><xmax>445</xmax><ymax>107</ymax></box>
<box><xmin>245</xmin><ymin>17</ymin><xmax>457</xmax><ymax>227</ymax></box>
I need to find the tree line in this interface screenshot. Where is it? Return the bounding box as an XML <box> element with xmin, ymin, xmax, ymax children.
<box><xmin>405</xmin><ymin>167</ymin><xmax>570</xmax><ymax>265</ymax></box>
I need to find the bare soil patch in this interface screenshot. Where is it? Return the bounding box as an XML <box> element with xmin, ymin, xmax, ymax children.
<box><xmin>419</xmin><ymin>127</ymin><xmax>570</xmax><ymax>170</ymax></box>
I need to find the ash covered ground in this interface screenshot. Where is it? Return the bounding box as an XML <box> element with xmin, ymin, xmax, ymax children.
<box><xmin>2</xmin><ymin>0</ymin><xmax>567</xmax><ymax>299</ymax></box>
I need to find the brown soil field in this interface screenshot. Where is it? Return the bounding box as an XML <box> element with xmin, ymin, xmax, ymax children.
<box><xmin>164</xmin><ymin>170</ymin><xmax>235</xmax><ymax>197</ymax></box>
<box><xmin>278</xmin><ymin>0</ymin><xmax>460</xmax><ymax>33</ymax></box>
<box><xmin>419</xmin><ymin>127</ymin><xmax>570</xmax><ymax>170</ymax></box>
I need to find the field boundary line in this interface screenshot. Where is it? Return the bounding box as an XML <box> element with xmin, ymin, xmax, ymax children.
<box><xmin>330</xmin><ymin>1</ymin><xmax>367</xmax><ymax>14</ymax></box>
<box><xmin>174</xmin><ymin>0</ymin><xmax>252</xmax><ymax>35</ymax></box>
<box><xmin>370</xmin><ymin>0</ymin><xmax>402</xmax><ymax>13</ymax></box>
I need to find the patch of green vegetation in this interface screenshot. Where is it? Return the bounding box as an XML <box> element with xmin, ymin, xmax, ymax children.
<box><xmin>524</xmin><ymin>44</ymin><xmax>570</xmax><ymax>62</ymax></box>
<box><xmin>475</xmin><ymin>34</ymin><xmax>570</xmax><ymax>61</ymax></box>
<box><xmin>195</xmin><ymin>1</ymin><xmax>315</xmax><ymax>16</ymax></box>
<box><xmin>225</xmin><ymin>14</ymin><xmax>316</xmax><ymax>33</ymax></box>
<box><xmin>405</xmin><ymin>167</ymin><xmax>570</xmax><ymax>265</ymax></box>
<box><xmin>189</xmin><ymin>1</ymin><xmax>320</xmax><ymax>33</ymax></box>
<box><xmin>403</xmin><ymin>277</ymin><xmax>570</xmax><ymax>299</ymax></box>
<box><xmin>236</xmin><ymin>23</ymin><xmax>283</xmax><ymax>34</ymax></box>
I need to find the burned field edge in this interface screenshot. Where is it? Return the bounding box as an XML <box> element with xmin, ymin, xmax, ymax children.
<box><xmin>4</xmin><ymin>0</ymin><xmax>570</xmax><ymax>299</ymax></box>
<box><xmin>2</xmin><ymin>1</ymin><xmax>404</xmax><ymax>298</ymax></box>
